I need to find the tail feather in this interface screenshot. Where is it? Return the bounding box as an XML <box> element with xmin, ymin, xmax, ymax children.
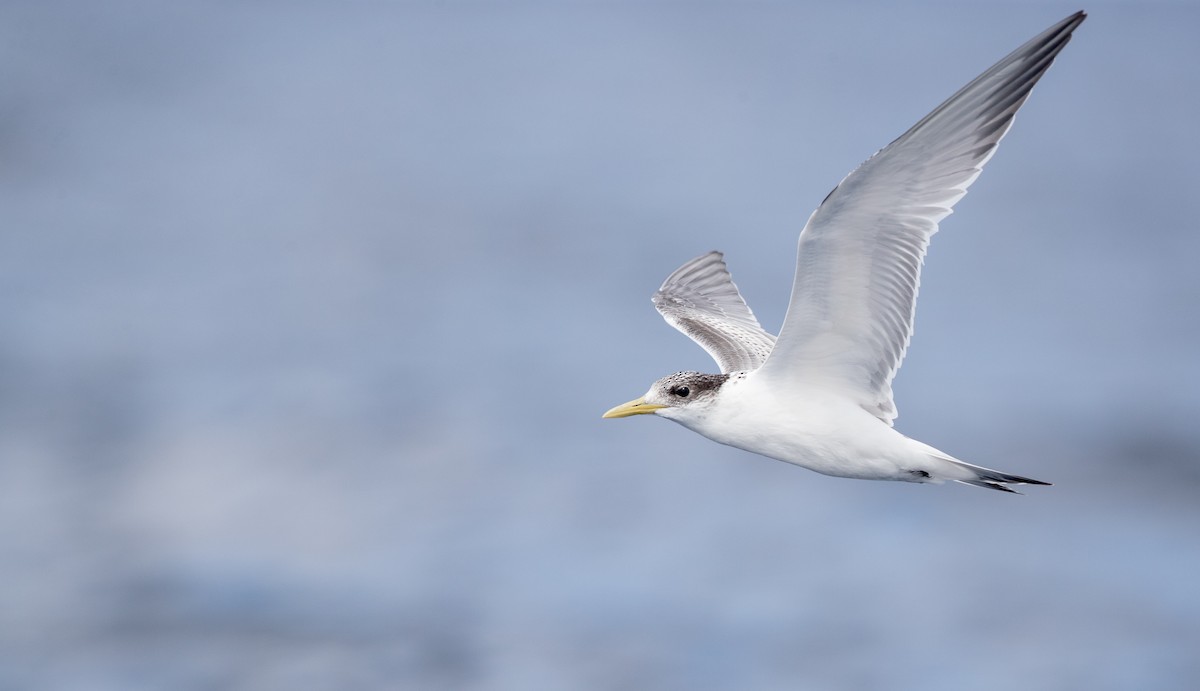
<box><xmin>951</xmin><ymin>461</ymin><xmax>1051</xmax><ymax>494</ymax></box>
<box><xmin>919</xmin><ymin>445</ymin><xmax>1051</xmax><ymax>493</ymax></box>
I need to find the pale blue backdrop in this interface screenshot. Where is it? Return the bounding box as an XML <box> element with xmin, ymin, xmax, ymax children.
<box><xmin>2</xmin><ymin>2</ymin><xmax>1198</xmax><ymax>689</ymax></box>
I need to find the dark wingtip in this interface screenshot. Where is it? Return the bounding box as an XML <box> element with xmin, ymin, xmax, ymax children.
<box><xmin>1061</xmin><ymin>11</ymin><xmax>1087</xmax><ymax>35</ymax></box>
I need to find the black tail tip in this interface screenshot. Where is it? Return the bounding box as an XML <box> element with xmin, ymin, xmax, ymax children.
<box><xmin>966</xmin><ymin>474</ymin><xmax>1052</xmax><ymax>494</ymax></box>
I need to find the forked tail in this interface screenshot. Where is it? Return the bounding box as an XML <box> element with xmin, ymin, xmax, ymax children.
<box><xmin>921</xmin><ymin>445</ymin><xmax>1051</xmax><ymax>493</ymax></box>
<box><xmin>953</xmin><ymin>462</ymin><xmax>1051</xmax><ymax>494</ymax></box>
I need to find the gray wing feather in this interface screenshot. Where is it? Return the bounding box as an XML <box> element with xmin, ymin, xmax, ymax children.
<box><xmin>653</xmin><ymin>251</ymin><xmax>776</xmax><ymax>374</ymax></box>
<box><xmin>760</xmin><ymin>12</ymin><xmax>1085</xmax><ymax>424</ymax></box>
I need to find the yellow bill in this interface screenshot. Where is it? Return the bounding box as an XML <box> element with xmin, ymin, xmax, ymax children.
<box><xmin>602</xmin><ymin>397</ymin><xmax>666</xmax><ymax>419</ymax></box>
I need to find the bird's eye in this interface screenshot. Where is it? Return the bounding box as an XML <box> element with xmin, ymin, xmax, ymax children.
<box><xmin>672</xmin><ymin>386</ymin><xmax>690</xmax><ymax>398</ymax></box>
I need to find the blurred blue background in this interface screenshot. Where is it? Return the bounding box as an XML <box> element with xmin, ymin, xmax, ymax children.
<box><xmin>2</xmin><ymin>2</ymin><xmax>1198</xmax><ymax>689</ymax></box>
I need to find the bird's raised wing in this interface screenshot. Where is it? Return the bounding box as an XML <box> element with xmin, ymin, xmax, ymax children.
<box><xmin>653</xmin><ymin>251</ymin><xmax>776</xmax><ymax>374</ymax></box>
<box><xmin>759</xmin><ymin>11</ymin><xmax>1085</xmax><ymax>424</ymax></box>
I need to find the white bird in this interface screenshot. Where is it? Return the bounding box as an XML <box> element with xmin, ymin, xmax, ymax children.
<box><xmin>603</xmin><ymin>11</ymin><xmax>1086</xmax><ymax>492</ymax></box>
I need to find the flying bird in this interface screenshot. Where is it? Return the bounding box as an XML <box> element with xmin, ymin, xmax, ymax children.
<box><xmin>603</xmin><ymin>12</ymin><xmax>1086</xmax><ymax>492</ymax></box>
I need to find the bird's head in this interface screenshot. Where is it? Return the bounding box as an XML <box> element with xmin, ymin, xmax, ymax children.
<box><xmin>602</xmin><ymin>371</ymin><xmax>729</xmax><ymax>423</ymax></box>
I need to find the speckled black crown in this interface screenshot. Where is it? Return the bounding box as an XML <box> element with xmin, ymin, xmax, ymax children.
<box><xmin>661</xmin><ymin>371</ymin><xmax>730</xmax><ymax>396</ymax></box>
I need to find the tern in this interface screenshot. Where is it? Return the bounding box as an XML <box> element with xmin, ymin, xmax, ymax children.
<box><xmin>603</xmin><ymin>12</ymin><xmax>1086</xmax><ymax>492</ymax></box>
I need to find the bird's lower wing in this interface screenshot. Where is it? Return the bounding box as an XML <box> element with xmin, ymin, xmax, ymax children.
<box><xmin>654</xmin><ymin>251</ymin><xmax>776</xmax><ymax>374</ymax></box>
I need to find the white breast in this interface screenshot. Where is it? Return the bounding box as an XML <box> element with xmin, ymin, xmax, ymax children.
<box><xmin>674</xmin><ymin>370</ymin><xmax>927</xmax><ymax>480</ymax></box>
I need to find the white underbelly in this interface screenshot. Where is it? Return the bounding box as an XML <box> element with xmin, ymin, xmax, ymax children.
<box><xmin>683</xmin><ymin>382</ymin><xmax>922</xmax><ymax>481</ymax></box>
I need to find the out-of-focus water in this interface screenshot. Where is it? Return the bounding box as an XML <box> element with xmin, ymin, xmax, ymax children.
<box><xmin>2</xmin><ymin>3</ymin><xmax>1198</xmax><ymax>689</ymax></box>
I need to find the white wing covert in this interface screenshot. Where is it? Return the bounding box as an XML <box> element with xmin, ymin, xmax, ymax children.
<box><xmin>653</xmin><ymin>251</ymin><xmax>776</xmax><ymax>374</ymax></box>
<box><xmin>759</xmin><ymin>11</ymin><xmax>1085</xmax><ymax>425</ymax></box>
